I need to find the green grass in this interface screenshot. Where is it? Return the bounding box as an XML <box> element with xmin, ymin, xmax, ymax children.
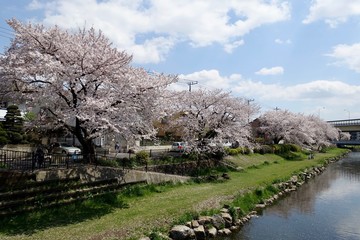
<box><xmin>226</xmin><ymin>153</ymin><xmax>284</xmax><ymax>169</ymax></box>
<box><xmin>0</xmin><ymin>148</ymin><xmax>348</xmax><ymax>240</ymax></box>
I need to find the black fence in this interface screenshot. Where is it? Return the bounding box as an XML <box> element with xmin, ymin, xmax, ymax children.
<box><xmin>0</xmin><ymin>149</ymin><xmax>34</xmax><ymax>171</ymax></box>
<box><xmin>0</xmin><ymin>148</ymin><xmax>182</xmax><ymax>172</ymax></box>
<box><xmin>0</xmin><ymin>149</ymin><xmax>80</xmax><ymax>171</ymax></box>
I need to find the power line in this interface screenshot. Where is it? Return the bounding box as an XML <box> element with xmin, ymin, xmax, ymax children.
<box><xmin>178</xmin><ymin>78</ymin><xmax>199</xmax><ymax>92</ymax></box>
<box><xmin>0</xmin><ymin>26</ymin><xmax>14</xmax><ymax>39</ymax></box>
<box><xmin>0</xmin><ymin>26</ymin><xmax>13</xmax><ymax>33</ymax></box>
<box><xmin>178</xmin><ymin>78</ymin><xmax>198</xmax><ymax>92</ymax></box>
<box><xmin>247</xmin><ymin>98</ymin><xmax>254</xmax><ymax>105</ymax></box>
<box><xmin>0</xmin><ymin>33</ymin><xmax>12</xmax><ymax>40</ymax></box>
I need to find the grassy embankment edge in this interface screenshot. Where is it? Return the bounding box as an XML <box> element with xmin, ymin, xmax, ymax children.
<box><xmin>0</xmin><ymin>148</ymin><xmax>349</xmax><ymax>240</ymax></box>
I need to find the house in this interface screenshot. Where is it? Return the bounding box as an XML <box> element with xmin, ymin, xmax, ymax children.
<box><xmin>0</xmin><ymin>109</ymin><xmax>6</xmax><ymax>122</ymax></box>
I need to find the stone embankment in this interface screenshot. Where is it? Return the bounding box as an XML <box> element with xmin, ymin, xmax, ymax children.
<box><xmin>140</xmin><ymin>156</ymin><xmax>343</xmax><ymax>240</ymax></box>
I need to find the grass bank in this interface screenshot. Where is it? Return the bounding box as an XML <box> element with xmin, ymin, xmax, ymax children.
<box><xmin>0</xmin><ymin>148</ymin><xmax>348</xmax><ymax>240</ymax></box>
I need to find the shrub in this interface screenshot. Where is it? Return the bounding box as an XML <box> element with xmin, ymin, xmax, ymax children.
<box><xmin>149</xmin><ymin>232</ymin><xmax>168</xmax><ymax>240</ymax></box>
<box><xmin>302</xmin><ymin>148</ymin><xmax>312</xmax><ymax>155</ymax></box>
<box><xmin>96</xmin><ymin>157</ymin><xmax>119</xmax><ymax>167</ymax></box>
<box><xmin>319</xmin><ymin>146</ymin><xmax>330</xmax><ymax>153</ymax></box>
<box><xmin>0</xmin><ymin>136</ymin><xmax>8</xmax><ymax>145</ymax></box>
<box><xmin>288</xmin><ymin>144</ymin><xmax>301</xmax><ymax>152</ymax></box>
<box><xmin>254</xmin><ymin>137</ymin><xmax>265</xmax><ymax>144</ymax></box>
<box><xmin>280</xmin><ymin>151</ymin><xmax>304</xmax><ymax>161</ymax></box>
<box><xmin>7</xmin><ymin>132</ymin><xmax>23</xmax><ymax>144</ymax></box>
<box><xmin>136</xmin><ymin>150</ymin><xmax>150</xmax><ymax>165</ymax></box>
<box><xmin>258</xmin><ymin>145</ymin><xmax>273</xmax><ymax>154</ymax></box>
<box><xmin>123</xmin><ymin>185</ymin><xmax>145</xmax><ymax>197</ymax></box>
<box><xmin>182</xmin><ymin>152</ymin><xmax>198</xmax><ymax>161</ymax></box>
<box><xmin>227</xmin><ymin>148</ymin><xmax>240</xmax><ymax>156</ymax></box>
<box><xmin>207</xmin><ymin>150</ymin><xmax>225</xmax><ymax>160</ymax></box>
<box><xmin>160</xmin><ymin>155</ymin><xmax>174</xmax><ymax>163</ymax></box>
<box><xmin>228</xmin><ymin>206</ymin><xmax>239</xmax><ymax>221</ymax></box>
<box><xmin>243</xmin><ymin>147</ymin><xmax>252</xmax><ymax>155</ymax></box>
<box><xmin>255</xmin><ymin>188</ymin><xmax>264</xmax><ymax>197</ymax></box>
<box><xmin>118</xmin><ymin>157</ymin><xmax>136</xmax><ymax>168</ymax></box>
<box><xmin>0</xmin><ymin>163</ymin><xmax>8</xmax><ymax>169</ymax></box>
<box><xmin>174</xmin><ymin>211</ymin><xmax>200</xmax><ymax>225</ymax></box>
<box><xmin>265</xmin><ymin>184</ymin><xmax>278</xmax><ymax>194</ymax></box>
<box><xmin>232</xmin><ymin>184</ymin><xmax>281</xmax><ymax>216</ymax></box>
<box><xmin>272</xmin><ymin>144</ymin><xmax>294</xmax><ymax>154</ymax></box>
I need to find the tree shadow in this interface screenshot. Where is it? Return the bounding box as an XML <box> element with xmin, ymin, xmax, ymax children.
<box><xmin>0</xmin><ymin>194</ymin><xmax>129</xmax><ymax>236</ymax></box>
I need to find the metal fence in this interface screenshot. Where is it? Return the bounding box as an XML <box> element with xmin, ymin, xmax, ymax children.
<box><xmin>0</xmin><ymin>149</ymin><xmax>35</xmax><ymax>171</ymax></box>
<box><xmin>0</xmin><ymin>148</ymin><xmax>182</xmax><ymax>172</ymax></box>
<box><xmin>0</xmin><ymin>149</ymin><xmax>77</xmax><ymax>171</ymax></box>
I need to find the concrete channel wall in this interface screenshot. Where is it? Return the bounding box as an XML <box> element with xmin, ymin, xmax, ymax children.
<box><xmin>35</xmin><ymin>165</ymin><xmax>190</xmax><ymax>184</ymax></box>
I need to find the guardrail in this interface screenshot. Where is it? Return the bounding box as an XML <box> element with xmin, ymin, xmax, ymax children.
<box><xmin>328</xmin><ymin>118</ymin><xmax>360</xmax><ymax>126</ymax></box>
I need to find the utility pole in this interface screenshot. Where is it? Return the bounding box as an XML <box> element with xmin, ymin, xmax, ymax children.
<box><xmin>247</xmin><ymin>99</ymin><xmax>254</xmax><ymax>123</ymax></box>
<box><xmin>247</xmin><ymin>99</ymin><xmax>254</xmax><ymax>105</ymax></box>
<box><xmin>186</xmin><ymin>80</ymin><xmax>198</xmax><ymax>92</ymax></box>
<box><xmin>318</xmin><ymin>107</ymin><xmax>325</xmax><ymax>118</ymax></box>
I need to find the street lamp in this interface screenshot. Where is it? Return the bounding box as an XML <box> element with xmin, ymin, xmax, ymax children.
<box><xmin>344</xmin><ymin>109</ymin><xmax>350</xmax><ymax>119</ymax></box>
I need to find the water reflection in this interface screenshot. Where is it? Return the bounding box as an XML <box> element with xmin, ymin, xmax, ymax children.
<box><xmin>226</xmin><ymin>152</ymin><xmax>360</xmax><ymax>240</ymax></box>
<box><xmin>338</xmin><ymin>153</ymin><xmax>360</xmax><ymax>180</ymax></box>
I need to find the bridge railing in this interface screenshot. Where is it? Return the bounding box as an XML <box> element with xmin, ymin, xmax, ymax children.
<box><xmin>327</xmin><ymin>118</ymin><xmax>360</xmax><ymax>127</ymax></box>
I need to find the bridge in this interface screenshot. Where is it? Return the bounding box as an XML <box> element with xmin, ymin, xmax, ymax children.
<box><xmin>328</xmin><ymin>119</ymin><xmax>360</xmax><ymax>146</ymax></box>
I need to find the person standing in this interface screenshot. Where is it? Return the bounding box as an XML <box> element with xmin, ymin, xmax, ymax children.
<box><xmin>115</xmin><ymin>142</ymin><xmax>120</xmax><ymax>153</ymax></box>
<box><xmin>35</xmin><ymin>146</ymin><xmax>45</xmax><ymax>168</ymax></box>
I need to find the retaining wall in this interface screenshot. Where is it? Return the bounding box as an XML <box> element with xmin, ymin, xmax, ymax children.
<box><xmin>34</xmin><ymin>166</ymin><xmax>190</xmax><ymax>184</ymax></box>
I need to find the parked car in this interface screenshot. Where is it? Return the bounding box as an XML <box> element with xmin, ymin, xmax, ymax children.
<box><xmin>171</xmin><ymin>142</ymin><xmax>186</xmax><ymax>152</ymax></box>
<box><xmin>49</xmin><ymin>142</ymin><xmax>82</xmax><ymax>155</ymax></box>
<box><xmin>207</xmin><ymin>140</ymin><xmax>232</xmax><ymax>148</ymax></box>
<box><xmin>222</xmin><ymin>141</ymin><xmax>232</xmax><ymax>148</ymax></box>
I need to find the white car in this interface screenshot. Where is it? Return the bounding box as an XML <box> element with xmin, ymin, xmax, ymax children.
<box><xmin>222</xmin><ymin>142</ymin><xmax>232</xmax><ymax>148</ymax></box>
<box><xmin>171</xmin><ymin>142</ymin><xmax>186</xmax><ymax>152</ymax></box>
<box><xmin>50</xmin><ymin>142</ymin><xmax>82</xmax><ymax>155</ymax></box>
<box><xmin>208</xmin><ymin>140</ymin><xmax>232</xmax><ymax>148</ymax></box>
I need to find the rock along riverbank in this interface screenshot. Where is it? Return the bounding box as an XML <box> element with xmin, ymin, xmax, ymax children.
<box><xmin>140</xmin><ymin>152</ymin><xmax>348</xmax><ymax>240</ymax></box>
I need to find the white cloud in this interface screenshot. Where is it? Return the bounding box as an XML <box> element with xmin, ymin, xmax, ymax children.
<box><xmin>28</xmin><ymin>0</ymin><xmax>290</xmax><ymax>63</ymax></box>
<box><xmin>327</xmin><ymin>43</ymin><xmax>360</xmax><ymax>72</ymax></box>
<box><xmin>234</xmin><ymin>79</ymin><xmax>360</xmax><ymax>102</ymax></box>
<box><xmin>275</xmin><ymin>38</ymin><xmax>291</xmax><ymax>44</ymax></box>
<box><xmin>234</xmin><ymin>78</ymin><xmax>360</xmax><ymax>119</ymax></box>
<box><xmin>128</xmin><ymin>37</ymin><xmax>176</xmax><ymax>64</ymax></box>
<box><xmin>303</xmin><ymin>0</ymin><xmax>360</xmax><ymax>27</ymax></box>
<box><xmin>178</xmin><ymin>69</ymin><xmax>243</xmax><ymax>90</ymax></box>
<box><xmin>173</xmin><ymin>69</ymin><xmax>360</xmax><ymax>106</ymax></box>
<box><xmin>255</xmin><ymin>66</ymin><xmax>284</xmax><ymax>75</ymax></box>
<box><xmin>224</xmin><ymin>40</ymin><xmax>244</xmax><ymax>53</ymax></box>
<box><xmin>169</xmin><ymin>69</ymin><xmax>360</xmax><ymax>119</ymax></box>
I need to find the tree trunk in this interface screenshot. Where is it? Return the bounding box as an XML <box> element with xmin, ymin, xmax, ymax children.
<box><xmin>72</xmin><ymin>118</ymin><xmax>96</xmax><ymax>163</ymax></box>
<box><xmin>273</xmin><ymin>137</ymin><xmax>282</xmax><ymax>144</ymax></box>
<box><xmin>82</xmin><ymin>139</ymin><xmax>96</xmax><ymax>163</ymax></box>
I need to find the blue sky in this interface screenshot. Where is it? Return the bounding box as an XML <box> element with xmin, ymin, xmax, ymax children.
<box><xmin>1</xmin><ymin>0</ymin><xmax>360</xmax><ymax>121</ymax></box>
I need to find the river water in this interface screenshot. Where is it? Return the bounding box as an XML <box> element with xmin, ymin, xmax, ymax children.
<box><xmin>225</xmin><ymin>151</ymin><xmax>360</xmax><ymax>240</ymax></box>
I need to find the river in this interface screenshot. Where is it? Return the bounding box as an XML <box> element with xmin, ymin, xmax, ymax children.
<box><xmin>225</xmin><ymin>151</ymin><xmax>360</xmax><ymax>240</ymax></box>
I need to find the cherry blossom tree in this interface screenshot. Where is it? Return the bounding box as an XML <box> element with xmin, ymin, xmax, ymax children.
<box><xmin>339</xmin><ymin>131</ymin><xmax>351</xmax><ymax>141</ymax></box>
<box><xmin>164</xmin><ymin>89</ymin><xmax>259</xmax><ymax>156</ymax></box>
<box><xmin>257</xmin><ymin>109</ymin><xmax>340</xmax><ymax>150</ymax></box>
<box><xmin>257</xmin><ymin>109</ymin><xmax>299</xmax><ymax>144</ymax></box>
<box><xmin>305</xmin><ymin>115</ymin><xmax>339</xmax><ymax>150</ymax></box>
<box><xmin>0</xmin><ymin>19</ymin><xmax>177</xmax><ymax>158</ymax></box>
